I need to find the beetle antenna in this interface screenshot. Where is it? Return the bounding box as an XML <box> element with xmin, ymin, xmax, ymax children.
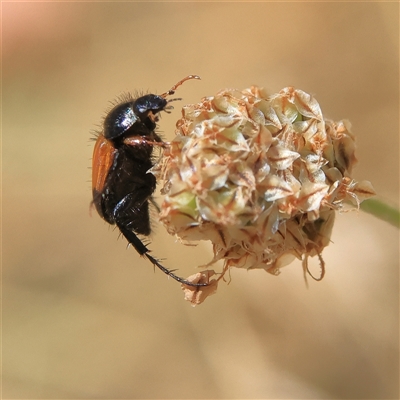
<box><xmin>161</xmin><ymin>75</ymin><xmax>201</xmax><ymax>98</ymax></box>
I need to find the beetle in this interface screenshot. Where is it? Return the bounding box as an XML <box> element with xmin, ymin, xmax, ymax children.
<box><xmin>91</xmin><ymin>75</ymin><xmax>207</xmax><ymax>287</ymax></box>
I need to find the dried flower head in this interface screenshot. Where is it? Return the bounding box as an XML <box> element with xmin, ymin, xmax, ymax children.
<box><xmin>154</xmin><ymin>86</ymin><xmax>375</xmax><ymax>305</ymax></box>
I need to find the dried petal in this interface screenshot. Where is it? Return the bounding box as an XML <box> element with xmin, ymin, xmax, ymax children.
<box><xmin>291</xmin><ymin>89</ymin><xmax>323</xmax><ymax>121</ymax></box>
<box><xmin>297</xmin><ymin>181</ymin><xmax>329</xmax><ymax>212</ymax></box>
<box><xmin>348</xmin><ymin>180</ymin><xmax>376</xmax><ymax>203</ymax></box>
<box><xmin>262</xmin><ymin>175</ymin><xmax>294</xmax><ymax>202</ymax></box>
<box><xmin>333</xmin><ymin>134</ymin><xmax>357</xmax><ymax>174</ymax></box>
<box><xmin>267</xmin><ymin>143</ymin><xmax>300</xmax><ymax>170</ymax></box>
<box><xmin>182</xmin><ymin>270</ymin><xmax>218</xmax><ymax>306</ymax></box>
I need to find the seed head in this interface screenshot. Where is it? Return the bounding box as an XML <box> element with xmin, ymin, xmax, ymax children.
<box><xmin>154</xmin><ymin>86</ymin><xmax>375</xmax><ymax>305</ymax></box>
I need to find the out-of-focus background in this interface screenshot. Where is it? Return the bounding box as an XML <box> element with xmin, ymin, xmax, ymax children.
<box><xmin>3</xmin><ymin>2</ymin><xmax>399</xmax><ymax>399</ymax></box>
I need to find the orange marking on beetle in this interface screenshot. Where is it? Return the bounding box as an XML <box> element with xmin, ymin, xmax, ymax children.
<box><xmin>92</xmin><ymin>135</ymin><xmax>116</xmax><ymax>193</ymax></box>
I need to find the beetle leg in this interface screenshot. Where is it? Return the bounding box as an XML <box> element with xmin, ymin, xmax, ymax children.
<box><xmin>113</xmin><ymin>193</ymin><xmax>209</xmax><ymax>287</ymax></box>
<box><xmin>123</xmin><ymin>136</ymin><xmax>166</xmax><ymax>148</ymax></box>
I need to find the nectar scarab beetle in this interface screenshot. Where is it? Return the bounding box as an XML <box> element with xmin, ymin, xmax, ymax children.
<box><xmin>91</xmin><ymin>75</ymin><xmax>208</xmax><ymax>287</ymax></box>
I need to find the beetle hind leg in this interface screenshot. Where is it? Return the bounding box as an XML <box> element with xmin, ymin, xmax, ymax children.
<box><xmin>116</xmin><ymin>222</ymin><xmax>208</xmax><ymax>287</ymax></box>
<box><xmin>113</xmin><ymin>194</ymin><xmax>208</xmax><ymax>287</ymax></box>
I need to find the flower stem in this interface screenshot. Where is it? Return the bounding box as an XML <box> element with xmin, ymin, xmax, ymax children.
<box><xmin>360</xmin><ymin>198</ymin><xmax>400</xmax><ymax>228</ymax></box>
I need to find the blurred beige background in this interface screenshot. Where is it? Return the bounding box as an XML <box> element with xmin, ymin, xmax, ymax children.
<box><xmin>3</xmin><ymin>2</ymin><xmax>399</xmax><ymax>399</ymax></box>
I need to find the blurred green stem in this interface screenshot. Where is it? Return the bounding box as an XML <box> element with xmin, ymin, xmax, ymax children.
<box><xmin>361</xmin><ymin>198</ymin><xmax>400</xmax><ymax>228</ymax></box>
